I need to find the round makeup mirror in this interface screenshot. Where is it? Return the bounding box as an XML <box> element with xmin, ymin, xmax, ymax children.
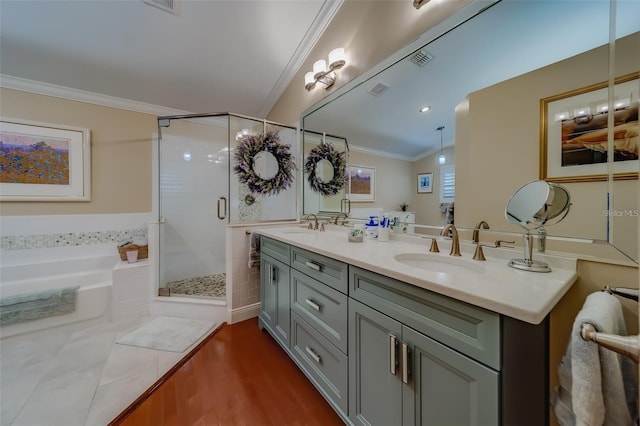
<box><xmin>505</xmin><ymin>180</ymin><xmax>571</xmax><ymax>272</ymax></box>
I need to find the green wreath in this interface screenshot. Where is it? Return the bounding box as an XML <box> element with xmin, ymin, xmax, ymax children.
<box><xmin>233</xmin><ymin>131</ymin><xmax>296</xmax><ymax>196</ymax></box>
<box><xmin>304</xmin><ymin>142</ymin><xmax>347</xmax><ymax>196</ymax></box>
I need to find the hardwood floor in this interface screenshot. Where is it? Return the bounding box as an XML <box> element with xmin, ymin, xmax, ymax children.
<box><xmin>112</xmin><ymin>318</ymin><xmax>344</xmax><ymax>426</ymax></box>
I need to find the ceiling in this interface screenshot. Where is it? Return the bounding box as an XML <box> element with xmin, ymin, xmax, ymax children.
<box><xmin>0</xmin><ymin>0</ymin><xmax>341</xmax><ymax>118</ymax></box>
<box><xmin>303</xmin><ymin>0</ymin><xmax>640</xmax><ymax>159</ymax></box>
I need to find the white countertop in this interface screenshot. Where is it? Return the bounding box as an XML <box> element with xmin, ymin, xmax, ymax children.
<box><xmin>256</xmin><ymin>226</ymin><xmax>578</xmax><ymax>325</ymax></box>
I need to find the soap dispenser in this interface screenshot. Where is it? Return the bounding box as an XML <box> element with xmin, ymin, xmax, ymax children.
<box><xmin>365</xmin><ymin>216</ymin><xmax>379</xmax><ymax>240</ymax></box>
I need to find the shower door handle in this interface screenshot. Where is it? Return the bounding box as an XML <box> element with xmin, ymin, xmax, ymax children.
<box><xmin>217</xmin><ymin>197</ymin><xmax>227</xmax><ymax>220</ymax></box>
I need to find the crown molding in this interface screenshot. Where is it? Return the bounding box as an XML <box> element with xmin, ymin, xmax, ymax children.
<box><xmin>1</xmin><ymin>74</ymin><xmax>190</xmax><ymax>116</ymax></box>
<box><xmin>258</xmin><ymin>0</ymin><xmax>344</xmax><ymax>117</ymax></box>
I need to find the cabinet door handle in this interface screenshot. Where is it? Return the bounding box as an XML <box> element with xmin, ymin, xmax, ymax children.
<box><xmin>270</xmin><ymin>265</ymin><xmax>276</xmax><ymax>283</ymax></box>
<box><xmin>305</xmin><ymin>346</ymin><xmax>321</xmax><ymax>364</ymax></box>
<box><xmin>305</xmin><ymin>298</ymin><xmax>321</xmax><ymax>312</ymax></box>
<box><xmin>389</xmin><ymin>334</ymin><xmax>398</xmax><ymax>376</ymax></box>
<box><xmin>268</xmin><ymin>264</ymin><xmax>275</xmax><ymax>285</ymax></box>
<box><xmin>305</xmin><ymin>261</ymin><xmax>321</xmax><ymax>271</ymax></box>
<box><xmin>401</xmin><ymin>342</ymin><xmax>410</xmax><ymax>384</ymax></box>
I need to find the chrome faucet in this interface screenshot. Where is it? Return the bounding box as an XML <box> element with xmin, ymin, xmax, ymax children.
<box><xmin>472</xmin><ymin>220</ymin><xmax>490</xmax><ymax>244</ymax></box>
<box><xmin>333</xmin><ymin>212</ymin><xmax>349</xmax><ymax>225</ymax></box>
<box><xmin>304</xmin><ymin>214</ymin><xmax>319</xmax><ymax>230</ymax></box>
<box><xmin>441</xmin><ymin>224</ymin><xmax>461</xmax><ymax>256</ymax></box>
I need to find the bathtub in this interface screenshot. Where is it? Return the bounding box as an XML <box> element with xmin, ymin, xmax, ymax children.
<box><xmin>0</xmin><ymin>255</ymin><xmax>119</xmax><ymax>338</ymax></box>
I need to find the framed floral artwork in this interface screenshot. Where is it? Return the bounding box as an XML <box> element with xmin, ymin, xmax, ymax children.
<box><xmin>0</xmin><ymin>118</ymin><xmax>91</xmax><ymax>201</ymax></box>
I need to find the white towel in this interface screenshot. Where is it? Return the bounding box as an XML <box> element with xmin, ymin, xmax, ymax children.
<box><xmin>553</xmin><ymin>291</ymin><xmax>638</xmax><ymax>426</ymax></box>
<box><xmin>248</xmin><ymin>233</ymin><xmax>261</xmax><ymax>268</ymax></box>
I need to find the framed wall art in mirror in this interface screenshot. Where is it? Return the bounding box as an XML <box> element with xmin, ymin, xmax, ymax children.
<box><xmin>349</xmin><ymin>165</ymin><xmax>375</xmax><ymax>202</ymax></box>
<box><xmin>417</xmin><ymin>172</ymin><xmax>433</xmax><ymax>194</ymax></box>
<box><xmin>0</xmin><ymin>117</ymin><xmax>91</xmax><ymax>201</ymax></box>
<box><xmin>540</xmin><ymin>72</ymin><xmax>639</xmax><ymax>183</ymax></box>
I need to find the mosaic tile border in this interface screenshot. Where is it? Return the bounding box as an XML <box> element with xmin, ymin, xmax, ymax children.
<box><xmin>1</xmin><ymin>228</ymin><xmax>147</xmax><ymax>251</ymax></box>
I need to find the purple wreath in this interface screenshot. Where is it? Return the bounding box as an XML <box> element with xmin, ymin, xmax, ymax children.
<box><xmin>233</xmin><ymin>131</ymin><xmax>296</xmax><ymax>196</ymax></box>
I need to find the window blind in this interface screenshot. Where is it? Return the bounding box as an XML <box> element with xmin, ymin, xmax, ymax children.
<box><xmin>440</xmin><ymin>165</ymin><xmax>455</xmax><ymax>204</ymax></box>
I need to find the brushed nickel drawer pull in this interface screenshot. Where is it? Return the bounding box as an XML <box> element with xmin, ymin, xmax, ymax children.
<box><xmin>401</xmin><ymin>342</ymin><xmax>410</xmax><ymax>384</ymax></box>
<box><xmin>305</xmin><ymin>346</ymin><xmax>321</xmax><ymax>364</ymax></box>
<box><xmin>305</xmin><ymin>298</ymin><xmax>321</xmax><ymax>312</ymax></box>
<box><xmin>389</xmin><ymin>334</ymin><xmax>398</xmax><ymax>376</ymax></box>
<box><xmin>305</xmin><ymin>261</ymin><xmax>321</xmax><ymax>271</ymax></box>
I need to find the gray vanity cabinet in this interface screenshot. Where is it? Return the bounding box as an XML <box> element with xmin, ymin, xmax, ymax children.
<box><xmin>258</xmin><ymin>238</ymin><xmax>291</xmax><ymax>351</ymax></box>
<box><xmin>349</xmin><ymin>298</ymin><xmax>499</xmax><ymax>426</ymax></box>
<box><xmin>259</xmin><ymin>237</ymin><xmax>549</xmax><ymax>426</ymax></box>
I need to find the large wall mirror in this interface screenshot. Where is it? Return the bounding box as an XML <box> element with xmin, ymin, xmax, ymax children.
<box><xmin>302</xmin><ymin>0</ymin><xmax>639</xmax><ymax>263</ymax></box>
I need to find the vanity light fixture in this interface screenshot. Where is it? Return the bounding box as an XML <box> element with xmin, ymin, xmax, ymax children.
<box><xmin>437</xmin><ymin>126</ymin><xmax>445</xmax><ymax>165</ymax></box>
<box><xmin>419</xmin><ymin>106</ymin><xmax>431</xmax><ymax>113</ymax></box>
<box><xmin>304</xmin><ymin>48</ymin><xmax>347</xmax><ymax>91</ymax></box>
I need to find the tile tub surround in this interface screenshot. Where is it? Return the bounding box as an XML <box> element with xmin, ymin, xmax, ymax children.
<box><xmin>0</xmin><ymin>213</ymin><xmax>153</xmax><ymax>266</ymax></box>
<box><xmin>256</xmin><ymin>226</ymin><xmax>578</xmax><ymax>324</ymax></box>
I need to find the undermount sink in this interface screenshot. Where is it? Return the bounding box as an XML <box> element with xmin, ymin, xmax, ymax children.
<box><xmin>394</xmin><ymin>253</ymin><xmax>485</xmax><ymax>274</ymax></box>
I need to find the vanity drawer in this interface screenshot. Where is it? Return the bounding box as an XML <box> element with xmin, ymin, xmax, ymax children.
<box><xmin>260</xmin><ymin>236</ymin><xmax>290</xmax><ymax>265</ymax></box>
<box><xmin>291</xmin><ymin>246</ymin><xmax>348</xmax><ymax>294</ymax></box>
<box><xmin>349</xmin><ymin>266</ymin><xmax>501</xmax><ymax>370</ymax></box>
<box><xmin>291</xmin><ymin>312</ymin><xmax>348</xmax><ymax>415</ymax></box>
<box><xmin>291</xmin><ymin>269</ymin><xmax>348</xmax><ymax>353</ymax></box>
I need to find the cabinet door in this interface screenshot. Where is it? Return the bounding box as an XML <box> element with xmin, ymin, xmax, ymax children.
<box><xmin>349</xmin><ymin>299</ymin><xmax>404</xmax><ymax>426</ymax></box>
<box><xmin>403</xmin><ymin>326</ymin><xmax>499</xmax><ymax>426</ymax></box>
<box><xmin>259</xmin><ymin>254</ymin><xmax>290</xmax><ymax>349</ymax></box>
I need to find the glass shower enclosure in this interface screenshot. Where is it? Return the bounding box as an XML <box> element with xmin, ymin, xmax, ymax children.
<box><xmin>156</xmin><ymin>113</ymin><xmax>298</xmax><ymax>299</ymax></box>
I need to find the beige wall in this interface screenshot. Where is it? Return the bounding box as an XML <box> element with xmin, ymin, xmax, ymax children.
<box><xmin>347</xmin><ymin>150</ymin><xmax>412</xmax><ymax>213</ymax></box>
<box><xmin>1</xmin><ymin>88</ymin><xmax>155</xmax><ymax>215</ymax></box>
<box><xmin>456</xmin><ymin>33</ymin><xmax>639</xmax><ymax>241</ymax></box>
<box><xmin>267</xmin><ymin>0</ymin><xmax>470</xmax><ymax>126</ymax></box>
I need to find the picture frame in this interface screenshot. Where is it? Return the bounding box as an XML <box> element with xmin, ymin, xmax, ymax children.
<box><xmin>348</xmin><ymin>165</ymin><xmax>375</xmax><ymax>202</ymax></box>
<box><xmin>0</xmin><ymin>118</ymin><xmax>91</xmax><ymax>201</ymax></box>
<box><xmin>540</xmin><ymin>72</ymin><xmax>639</xmax><ymax>183</ymax></box>
<box><xmin>417</xmin><ymin>172</ymin><xmax>433</xmax><ymax>194</ymax></box>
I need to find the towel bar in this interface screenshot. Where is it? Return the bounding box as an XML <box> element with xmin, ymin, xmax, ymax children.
<box><xmin>604</xmin><ymin>285</ymin><xmax>639</xmax><ymax>302</ymax></box>
<box><xmin>580</xmin><ymin>323</ymin><xmax>639</xmax><ymax>363</ymax></box>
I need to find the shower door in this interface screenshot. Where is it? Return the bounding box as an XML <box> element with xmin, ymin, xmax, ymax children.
<box><xmin>157</xmin><ymin>115</ymin><xmax>230</xmax><ymax>299</ymax></box>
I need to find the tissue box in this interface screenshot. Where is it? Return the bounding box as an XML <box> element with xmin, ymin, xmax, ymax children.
<box><xmin>117</xmin><ymin>244</ymin><xmax>148</xmax><ymax>261</ymax></box>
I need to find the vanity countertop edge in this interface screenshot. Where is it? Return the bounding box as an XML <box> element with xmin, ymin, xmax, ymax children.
<box><xmin>256</xmin><ymin>227</ymin><xmax>578</xmax><ymax>325</ymax></box>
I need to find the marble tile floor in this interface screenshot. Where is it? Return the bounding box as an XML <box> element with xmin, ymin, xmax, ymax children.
<box><xmin>0</xmin><ymin>315</ymin><xmax>208</xmax><ymax>426</ymax></box>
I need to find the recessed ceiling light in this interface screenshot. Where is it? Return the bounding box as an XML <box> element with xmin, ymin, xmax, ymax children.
<box><xmin>419</xmin><ymin>106</ymin><xmax>431</xmax><ymax>113</ymax></box>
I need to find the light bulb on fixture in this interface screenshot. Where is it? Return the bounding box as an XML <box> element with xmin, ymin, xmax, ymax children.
<box><xmin>305</xmin><ymin>48</ymin><xmax>347</xmax><ymax>91</ymax></box>
<box><xmin>437</xmin><ymin>126</ymin><xmax>445</xmax><ymax>165</ymax></box>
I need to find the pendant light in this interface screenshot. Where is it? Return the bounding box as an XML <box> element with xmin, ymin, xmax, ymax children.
<box><xmin>437</xmin><ymin>126</ymin><xmax>445</xmax><ymax>165</ymax></box>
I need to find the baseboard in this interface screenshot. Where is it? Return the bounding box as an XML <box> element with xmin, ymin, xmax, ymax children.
<box><xmin>229</xmin><ymin>302</ymin><xmax>261</xmax><ymax>324</ymax></box>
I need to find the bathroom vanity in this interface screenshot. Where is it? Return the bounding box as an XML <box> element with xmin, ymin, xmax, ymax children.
<box><xmin>257</xmin><ymin>227</ymin><xmax>578</xmax><ymax>426</ymax></box>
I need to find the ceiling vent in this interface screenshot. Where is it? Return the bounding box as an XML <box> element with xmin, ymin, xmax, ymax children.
<box><xmin>368</xmin><ymin>82</ymin><xmax>390</xmax><ymax>97</ymax></box>
<box><xmin>409</xmin><ymin>49</ymin><xmax>434</xmax><ymax>67</ymax></box>
<box><xmin>143</xmin><ymin>0</ymin><xmax>178</xmax><ymax>15</ymax></box>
